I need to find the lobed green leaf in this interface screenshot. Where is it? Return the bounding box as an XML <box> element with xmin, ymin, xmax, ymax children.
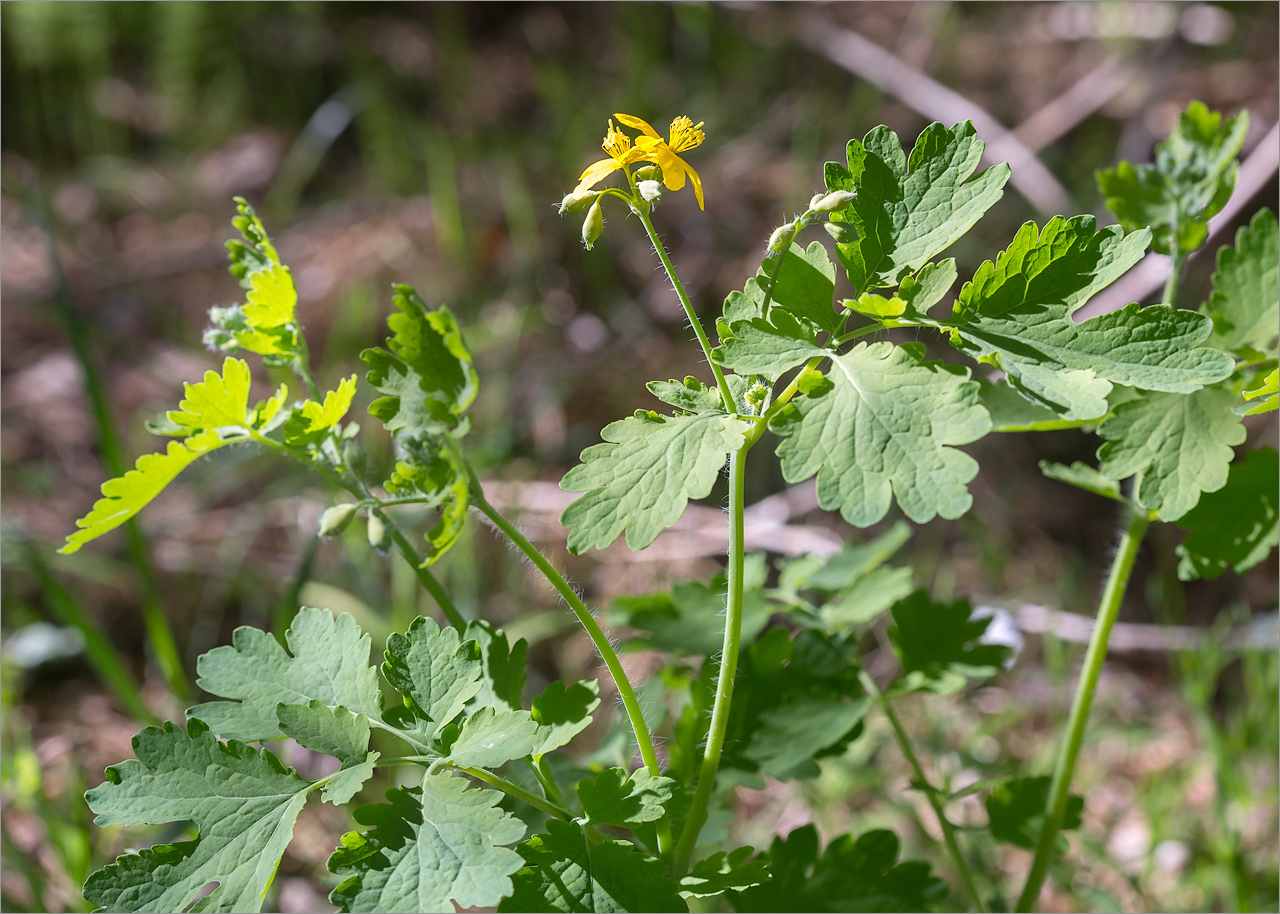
<box><xmin>889</xmin><ymin>591</ymin><xmax>1012</xmax><ymax>695</ymax></box>
<box><xmin>1203</xmin><ymin>208</ymin><xmax>1279</xmax><ymax>355</ymax></box>
<box><xmin>1176</xmin><ymin>447</ymin><xmax>1279</xmax><ymax>580</ymax></box>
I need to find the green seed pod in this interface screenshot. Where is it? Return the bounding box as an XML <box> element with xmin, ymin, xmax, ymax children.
<box><xmin>366</xmin><ymin>512</ymin><xmax>389</xmax><ymax>551</ymax></box>
<box><xmin>582</xmin><ymin>199</ymin><xmax>604</xmax><ymax>250</ymax></box>
<box><xmin>318</xmin><ymin>503</ymin><xmax>358</xmax><ymax>537</ymax></box>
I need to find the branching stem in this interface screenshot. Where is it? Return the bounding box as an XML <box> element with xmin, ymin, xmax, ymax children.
<box><xmin>1015</xmin><ymin>503</ymin><xmax>1151</xmax><ymax>911</ymax></box>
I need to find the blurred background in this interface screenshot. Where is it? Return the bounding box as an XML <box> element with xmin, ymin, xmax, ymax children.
<box><xmin>1</xmin><ymin>2</ymin><xmax>1277</xmax><ymax>911</ymax></box>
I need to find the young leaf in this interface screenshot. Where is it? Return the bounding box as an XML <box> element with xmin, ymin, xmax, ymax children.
<box><xmin>241</xmin><ymin>261</ymin><xmax>297</xmax><ymax>329</ymax></box>
<box><xmin>188</xmin><ymin>607</ymin><xmax>382</xmax><ymax>742</ymax></box>
<box><xmin>446</xmin><ymin>707</ymin><xmax>540</xmax><ymax>769</ymax></box>
<box><xmin>466</xmin><ymin>620</ymin><xmax>528</xmax><ymax>712</ymax></box>
<box><xmin>575</xmin><ymin>767</ymin><xmax>676</xmax><ymax>829</ymax></box>
<box><xmin>329</xmin><ymin>771</ymin><xmax>526</xmax><ymax>913</ymax></box>
<box><xmin>823</xmin><ymin>120</ymin><xmax>1010</xmax><ymax>292</ymax></box>
<box><xmin>679</xmin><ymin>846</ymin><xmax>770</xmax><ymax>898</ymax></box>
<box><xmin>283</xmin><ymin>375</ymin><xmax>358</xmax><ymax>447</ymax></box>
<box><xmin>769</xmin><ymin>342</ymin><xmax>990</xmax><ymax>527</ymax></box>
<box><xmin>1039</xmin><ymin>461</ymin><xmax>1125</xmax><ymax>502</ymax></box>
<box><xmin>985</xmin><ymin>776</ymin><xmax>1083</xmax><ymax>850</ymax></box>
<box><xmin>1176</xmin><ymin>447</ymin><xmax>1279</xmax><ymax>580</ymax></box>
<box><xmin>383</xmin><ymin>615</ymin><xmax>483</xmax><ymax>734</ymax></box>
<box><xmin>61</xmin><ymin>358</ymin><xmax>288</xmax><ymax>554</ymax></box>
<box><xmin>1097</xmin><ymin>388</ymin><xmax>1246</xmax><ymax>521</ymax></box>
<box><xmin>1098</xmin><ymin>102</ymin><xmax>1248</xmax><ymax>255</ymax></box>
<box><xmin>612</xmin><ymin>554</ymin><xmax>773</xmax><ymax>656</ymax></box>
<box><xmin>1203</xmin><ymin>208</ymin><xmax>1279</xmax><ymax>355</ymax></box>
<box><xmin>729</xmin><ymin>824</ymin><xmax>946</xmax><ymax>913</ymax></box>
<box><xmin>362</xmin><ymin>285</ymin><xmax>478</xmax><ymax>438</ymax></box>
<box><xmin>559</xmin><ymin>409</ymin><xmax>752</xmax><ymax>553</ymax></box>
<box><xmin>763</xmin><ymin>241</ymin><xmax>843</xmax><ymax>334</ymax></box>
<box><xmin>713</xmin><ymin>309</ymin><xmax>825</xmax><ymax>378</ymax></box>
<box><xmin>498</xmin><ymin>818</ymin><xmax>688</xmax><ymax>913</ymax></box>
<box><xmin>889</xmin><ymin>591</ymin><xmax>1012</xmax><ymax>694</ymax></box>
<box><xmin>83</xmin><ymin>720</ymin><xmax>311</xmax><ymax>914</ymax></box>
<box><xmin>1240</xmin><ymin>368</ymin><xmax>1278</xmax><ymax>415</ymax></box>
<box><xmin>530</xmin><ymin>679</ymin><xmax>601</xmax><ymax>757</ymax></box>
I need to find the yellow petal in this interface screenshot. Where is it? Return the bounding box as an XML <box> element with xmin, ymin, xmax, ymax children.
<box><xmin>575</xmin><ymin>158</ymin><xmax>623</xmax><ymax>193</ymax></box>
<box><xmin>614</xmin><ymin>113</ymin><xmax>662</xmax><ymax>140</ymax></box>
<box><xmin>684</xmin><ymin>162</ymin><xmax>705</xmax><ymax>210</ymax></box>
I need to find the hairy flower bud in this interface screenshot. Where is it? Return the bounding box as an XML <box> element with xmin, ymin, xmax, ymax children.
<box><xmin>366</xmin><ymin>512</ymin><xmax>389</xmax><ymax>551</ymax></box>
<box><xmin>812</xmin><ymin>190</ymin><xmax>856</xmax><ymax>213</ymax></box>
<box><xmin>318</xmin><ymin>503</ymin><xmax>358</xmax><ymax>537</ymax></box>
<box><xmin>767</xmin><ymin>222</ymin><xmax>795</xmax><ymax>252</ymax></box>
<box><xmin>582</xmin><ymin>199</ymin><xmax>604</xmax><ymax>250</ymax></box>
<box><xmin>559</xmin><ymin>188</ymin><xmax>596</xmax><ymax>215</ymax></box>
<box><xmin>824</xmin><ymin>221</ymin><xmax>857</xmax><ymax>244</ymax></box>
<box><xmin>638</xmin><ymin>179</ymin><xmax>662</xmax><ymax>203</ymax></box>
<box><xmin>634</xmin><ymin>164</ymin><xmax>662</xmax><ymax>183</ymax></box>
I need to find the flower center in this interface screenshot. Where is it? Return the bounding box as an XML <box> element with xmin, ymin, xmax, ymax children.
<box><xmin>602</xmin><ymin>121</ymin><xmax>632</xmax><ymax>162</ymax></box>
<box><xmin>667</xmin><ymin>117</ymin><xmax>705</xmax><ymax>153</ymax></box>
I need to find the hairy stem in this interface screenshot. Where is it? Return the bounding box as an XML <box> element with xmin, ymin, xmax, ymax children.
<box><xmin>671</xmin><ymin>444</ymin><xmax>750</xmax><ymax>874</ymax></box>
<box><xmin>1016</xmin><ymin>503</ymin><xmax>1150</xmax><ymax>912</ymax></box>
<box><xmin>859</xmin><ymin>671</ymin><xmax>987</xmax><ymax>913</ymax></box>
<box><xmin>634</xmin><ymin>203</ymin><xmax>736</xmax><ymax>410</ymax></box>
<box><xmin>468</xmin><ymin>486</ymin><xmax>663</xmax><ymax>777</ymax></box>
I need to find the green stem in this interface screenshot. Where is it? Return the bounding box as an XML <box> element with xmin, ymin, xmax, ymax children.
<box><xmin>531</xmin><ymin>756</ymin><xmax>569</xmax><ymax>809</ymax></box>
<box><xmin>859</xmin><ymin>671</ymin><xmax>986</xmax><ymax>913</ymax></box>
<box><xmin>1162</xmin><ymin>249</ymin><xmax>1187</xmax><ymax>307</ymax></box>
<box><xmin>375</xmin><ymin>756</ymin><xmax>572</xmax><ymax>821</ymax></box>
<box><xmin>671</xmin><ymin>444</ymin><xmax>749</xmax><ymax>874</ymax></box>
<box><xmin>633</xmin><ymin>202</ymin><xmax>735</xmax><ymax>410</ymax></box>
<box><xmin>1016</xmin><ymin>503</ymin><xmax>1150</xmax><ymax>912</ymax></box>
<box><xmin>468</xmin><ymin>485</ymin><xmax>662</xmax><ymax>778</ymax></box>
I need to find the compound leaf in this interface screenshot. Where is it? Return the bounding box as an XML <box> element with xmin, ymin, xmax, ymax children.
<box><xmin>1176</xmin><ymin>447</ymin><xmax>1279</xmax><ymax>580</ymax></box>
<box><xmin>1098</xmin><ymin>388</ymin><xmax>1246</xmax><ymax>521</ymax></box>
<box><xmin>530</xmin><ymin>679</ymin><xmax>601</xmax><ymax>757</ymax></box>
<box><xmin>1204</xmin><ymin>208</ymin><xmax>1279</xmax><ymax>355</ymax></box>
<box><xmin>83</xmin><ymin>720</ymin><xmax>310</xmax><ymax>914</ymax></box>
<box><xmin>824</xmin><ymin>120</ymin><xmax>1010</xmax><ymax>292</ymax></box>
<box><xmin>680</xmin><ymin>846</ymin><xmax>770</xmax><ymax>898</ymax></box>
<box><xmin>729</xmin><ymin>825</ymin><xmax>946</xmax><ymax>913</ymax></box>
<box><xmin>560</xmin><ymin>409</ymin><xmax>752</xmax><ymax>553</ymax></box>
<box><xmin>498</xmin><ymin>818</ymin><xmax>687</xmax><ymax>913</ymax></box>
<box><xmin>575</xmin><ymin>767</ymin><xmax>676</xmax><ymax>829</ymax></box>
<box><xmin>329</xmin><ymin>771</ymin><xmax>525</xmax><ymax>913</ymax></box>
<box><xmin>890</xmin><ymin>591</ymin><xmax>1012</xmax><ymax>695</ymax></box>
<box><xmin>1098</xmin><ymin>102</ymin><xmax>1248</xmax><ymax>255</ymax></box>
<box><xmin>769</xmin><ymin>342</ymin><xmax>990</xmax><ymax>527</ymax></box>
<box><xmin>383</xmin><ymin>616</ymin><xmax>483</xmax><ymax>734</ymax></box>
<box><xmin>362</xmin><ymin>286</ymin><xmax>478</xmax><ymax>438</ymax></box>
<box><xmin>446</xmin><ymin>707</ymin><xmax>540</xmax><ymax>769</ymax></box>
<box><xmin>985</xmin><ymin>776</ymin><xmax>1083</xmax><ymax>850</ymax></box>
<box><xmin>188</xmin><ymin>607</ymin><xmax>381</xmax><ymax>742</ymax></box>
<box><xmin>384</xmin><ymin>435</ymin><xmax>472</xmax><ymax>564</ymax></box>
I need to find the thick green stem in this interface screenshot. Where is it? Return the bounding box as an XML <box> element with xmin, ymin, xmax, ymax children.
<box><xmin>1162</xmin><ymin>248</ymin><xmax>1187</xmax><ymax>307</ymax></box>
<box><xmin>671</xmin><ymin>445</ymin><xmax>749</xmax><ymax>874</ymax></box>
<box><xmin>634</xmin><ymin>204</ymin><xmax>736</xmax><ymax>410</ymax></box>
<box><xmin>859</xmin><ymin>671</ymin><xmax>986</xmax><ymax>913</ymax></box>
<box><xmin>1016</xmin><ymin>504</ymin><xmax>1150</xmax><ymax>912</ymax></box>
<box><xmin>468</xmin><ymin>488</ymin><xmax>662</xmax><ymax>778</ymax></box>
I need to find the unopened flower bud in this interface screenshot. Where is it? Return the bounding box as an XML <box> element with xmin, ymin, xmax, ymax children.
<box><xmin>582</xmin><ymin>199</ymin><xmax>604</xmax><ymax>250</ymax></box>
<box><xmin>812</xmin><ymin>190</ymin><xmax>856</xmax><ymax>213</ymax></box>
<box><xmin>809</xmin><ymin>193</ymin><xmax>826</xmax><ymax>209</ymax></box>
<box><xmin>318</xmin><ymin>503</ymin><xmax>358</xmax><ymax>537</ymax></box>
<box><xmin>559</xmin><ymin>188</ymin><xmax>596</xmax><ymax>215</ymax></box>
<box><xmin>824</xmin><ymin>221</ymin><xmax>857</xmax><ymax>244</ymax></box>
<box><xmin>634</xmin><ymin>165</ymin><xmax>662</xmax><ymax>183</ymax></box>
<box><xmin>767</xmin><ymin>222</ymin><xmax>795</xmax><ymax>252</ymax></box>
<box><xmin>638</xmin><ymin>179</ymin><xmax>662</xmax><ymax>203</ymax></box>
<box><xmin>367</xmin><ymin>512</ymin><xmax>389</xmax><ymax>551</ymax></box>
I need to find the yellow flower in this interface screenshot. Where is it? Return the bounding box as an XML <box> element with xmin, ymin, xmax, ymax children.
<box><xmin>573</xmin><ymin>113</ymin><xmax>706</xmax><ymax>210</ymax></box>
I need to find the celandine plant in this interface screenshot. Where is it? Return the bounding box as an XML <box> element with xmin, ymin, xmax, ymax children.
<box><xmin>63</xmin><ymin>105</ymin><xmax>1276</xmax><ymax>913</ymax></box>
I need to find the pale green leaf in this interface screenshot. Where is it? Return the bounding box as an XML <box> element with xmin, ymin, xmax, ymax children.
<box><xmin>1098</xmin><ymin>388</ymin><xmax>1246</xmax><ymax>521</ymax></box>
<box><xmin>769</xmin><ymin>342</ymin><xmax>990</xmax><ymax>527</ymax></box>
<box><xmin>823</xmin><ymin>120</ymin><xmax>1010</xmax><ymax>291</ymax></box>
<box><xmin>713</xmin><ymin>309</ymin><xmax>826</xmax><ymax>378</ymax></box>
<box><xmin>329</xmin><ymin>771</ymin><xmax>526</xmax><ymax>913</ymax></box>
<box><xmin>575</xmin><ymin>767</ymin><xmax>676</xmax><ymax>829</ymax></box>
<box><xmin>560</xmin><ymin>409</ymin><xmax>753</xmax><ymax>553</ymax></box>
<box><xmin>1204</xmin><ymin>208</ymin><xmax>1279</xmax><ymax>354</ymax></box>
<box><xmin>362</xmin><ymin>285</ymin><xmax>478</xmax><ymax>438</ymax></box>
<box><xmin>446</xmin><ymin>707</ymin><xmax>540</xmax><ymax>769</ymax></box>
<box><xmin>189</xmin><ymin>607</ymin><xmax>382</xmax><ymax>741</ymax></box>
<box><xmin>1176</xmin><ymin>447</ymin><xmax>1279</xmax><ymax>580</ymax></box>
<box><xmin>847</xmin><ymin>259</ymin><xmax>957</xmax><ymax>320</ymax></box>
<box><xmin>498</xmin><ymin>818</ymin><xmax>688</xmax><ymax>913</ymax></box>
<box><xmin>283</xmin><ymin>375</ymin><xmax>358</xmax><ymax>447</ymax></box>
<box><xmin>1098</xmin><ymin>102</ymin><xmax>1248</xmax><ymax>255</ymax></box>
<box><xmin>276</xmin><ymin>700</ymin><xmax>370</xmax><ymax>763</ymax></box>
<box><xmin>530</xmin><ymin>679</ymin><xmax>600</xmax><ymax>757</ymax></box>
<box><xmin>1039</xmin><ymin>461</ymin><xmax>1125</xmax><ymax>502</ymax></box>
<box><xmin>680</xmin><ymin>847</ymin><xmax>770</xmax><ymax>898</ymax></box>
<box><xmin>819</xmin><ymin>565</ymin><xmax>914</xmax><ymax>629</ymax></box>
<box><xmin>83</xmin><ymin>720</ymin><xmax>310</xmax><ymax>913</ymax></box>
<box><xmin>978</xmin><ymin>379</ymin><xmax>1077</xmax><ymax>432</ymax></box>
<box><xmin>320</xmin><ymin>754</ymin><xmax>381</xmax><ymax>806</ymax></box>
<box><xmin>803</xmin><ymin>522</ymin><xmax>912</xmax><ymax>592</ymax></box>
<box><xmin>383</xmin><ymin>615</ymin><xmax>482</xmax><ymax>733</ymax></box>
